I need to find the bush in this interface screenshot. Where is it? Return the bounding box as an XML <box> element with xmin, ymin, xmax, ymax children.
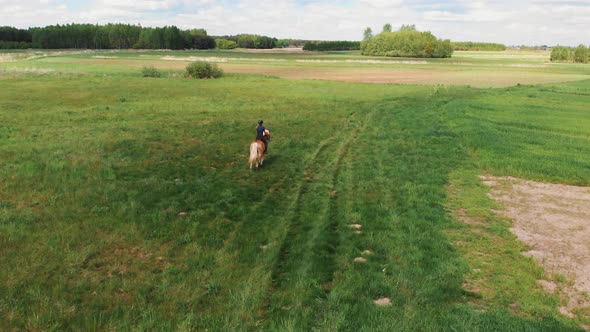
<box><xmin>574</xmin><ymin>44</ymin><xmax>588</xmax><ymax>63</ymax></box>
<box><xmin>142</xmin><ymin>66</ymin><xmax>161</xmax><ymax>78</ymax></box>
<box><xmin>215</xmin><ymin>38</ymin><xmax>237</xmax><ymax>49</ymax></box>
<box><xmin>236</xmin><ymin>34</ymin><xmax>276</xmax><ymax>49</ymax></box>
<box><xmin>550</xmin><ymin>45</ymin><xmax>590</xmax><ymax>63</ymax></box>
<box><xmin>361</xmin><ymin>25</ymin><xmax>453</xmax><ymax>58</ymax></box>
<box><xmin>185</xmin><ymin>61</ymin><xmax>223</xmax><ymax>79</ymax></box>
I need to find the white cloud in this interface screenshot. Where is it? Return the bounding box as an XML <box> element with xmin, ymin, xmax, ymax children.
<box><xmin>95</xmin><ymin>0</ymin><xmax>176</xmax><ymax>11</ymax></box>
<box><xmin>359</xmin><ymin>0</ymin><xmax>404</xmax><ymax>9</ymax></box>
<box><xmin>0</xmin><ymin>0</ymin><xmax>589</xmax><ymax>46</ymax></box>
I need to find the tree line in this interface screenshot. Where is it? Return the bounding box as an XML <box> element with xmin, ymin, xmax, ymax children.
<box><xmin>0</xmin><ymin>26</ymin><xmax>32</xmax><ymax>49</ymax></box>
<box><xmin>28</xmin><ymin>24</ymin><xmax>216</xmax><ymax>50</ymax></box>
<box><xmin>0</xmin><ymin>24</ymin><xmax>282</xmax><ymax>50</ymax></box>
<box><xmin>451</xmin><ymin>41</ymin><xmax>506</xmax><ymax>51</ymax></box>
<box><xmin>213</xmin><ymin>34</ymin><xmax>279</xmax><ymax>49</ymax></box>
<box><xmin>303</xmin><ymin>41</ymin><xmax>361</xmax><ymax>51</ymax></box>
<box><xmin>361</xmin><ymin>24</ymin><xmax>453</xmax><ymax>58</ymax></box>
<box><xmin>551</xmin><ymin>45</ymin><xmax>589</xmax><ymax>63</ymax></box>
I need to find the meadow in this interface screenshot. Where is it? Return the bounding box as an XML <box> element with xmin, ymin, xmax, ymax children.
<box><xmin>0</xmin><ymin>49</ymin><xmax>589</xmax><ymax>330</ymax></box>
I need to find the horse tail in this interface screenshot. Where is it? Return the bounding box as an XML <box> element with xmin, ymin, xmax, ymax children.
<box><xmin>249</xmin><ymin>141</ymin><xmax>258</xmax><ymax>169</ymax></box>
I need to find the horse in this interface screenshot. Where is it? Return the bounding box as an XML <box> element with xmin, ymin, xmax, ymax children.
<box><xmin>249</xmin><ymin>129</ymin><xmax>271</xmax><ymax>170</ymax></box>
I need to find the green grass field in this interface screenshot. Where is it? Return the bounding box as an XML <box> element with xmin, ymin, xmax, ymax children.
<box><xmin>0</xmin><ymin>50</ymin><xmax>589</xmax><ymax>330</ymax></box>
<box><xmin>3</xmin><ymin>48</ymin><xmax>590</xmax><ymax>87</ymax></box>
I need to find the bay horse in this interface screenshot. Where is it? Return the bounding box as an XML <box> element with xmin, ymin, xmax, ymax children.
<box><xmin>249</xmin><ymin>129</ymin><xmax>270</xmax><ymax>170</ymax></box>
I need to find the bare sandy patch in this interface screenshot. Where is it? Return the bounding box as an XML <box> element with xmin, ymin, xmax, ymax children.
<box><xmin>0</xmin><ymin>54</ymin><xmax>36</xmax><ymax>62</ymax></box>
<box><xmin>1</xmin><ymin>67</ymin><xmax>55</xmax><ymax>74</ymax></box>
<box><xmin>161</xmin><ymin>56</ymin><xmax>286</xmax><ymax>63</ymax></box>
<box><xmin>162</xmin><ymin>56</ymin><xmax>228</xmax><ymax>63</ymax></box>
<box><xmin>481</xmin><ymin>175</ymin><xmax>590</xmax><ymax>316</ymax></box>
<box><xmin>296</xmin><ymin>59</ymin><xmax>429</xmax><ymax>65</ymax></box>
<box><xmin>237</xmin><ymin>47</ymin><xmax>312</xmax><ymax>54</ymax></box>
<box><xmin>0</xmin><ymin>54</ymin><xmax>19</xmax><ymax>62</ymax></box>
<box><xmin>374</xmin><ymin>297</ymin><xmax>392</xmax><ymax>306</ymax></box>
<box><xmin>509</xmin><ymin>64</ymin><xmax>548</xmax><ymax>68</ymax></box>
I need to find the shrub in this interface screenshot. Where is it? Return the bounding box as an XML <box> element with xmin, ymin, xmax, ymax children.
<box><xmin>361</xmin><ymin>25</ymin><xmax>453</xmax><ymax>58</ymax></box>
<box><xmin>574</xmin><ymin>44</ymin><xmax>588</xmax><ymax>63</ymax></box>
<box><xmin>236</xmin><ymin>34</ymin><xmax>276</xmax><ymax>49</ymax></box>
<box><xmin>185</xmin><ymin>61</ymin><xmax>223</xmax><ymax>79</ymax></box>
<box><xmin>215</xmin><ymin>38</ymin><xmax>237</xmax><ymax>49</ymax></box>
<box><xmin>142</xmin><ymin>66</ymin><xmax>162</xmax><ymax>78</ymax></box>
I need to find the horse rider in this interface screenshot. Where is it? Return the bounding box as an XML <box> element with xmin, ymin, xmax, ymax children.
<box><xmin>256</xmin><ymin>120</ymin><xmax>268</xmax><ymax>154</ymax></box>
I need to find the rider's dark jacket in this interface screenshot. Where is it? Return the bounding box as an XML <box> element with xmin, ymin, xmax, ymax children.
<box><xmin>256</xmin><ymin>125</ymin><xmax>266</xmax><ymax>140</ymax></box>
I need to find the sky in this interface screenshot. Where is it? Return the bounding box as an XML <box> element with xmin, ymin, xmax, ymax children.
<box><xmin>1</xmin><ymin>0</ymin><xmax>589</xmax><ymax>46</ymax></box>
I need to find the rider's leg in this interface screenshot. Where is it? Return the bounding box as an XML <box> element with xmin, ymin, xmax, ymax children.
<box><xmin>262</xmin><ymin>138</ymin><xmax>268</xmax><ymax>153</ymax></box>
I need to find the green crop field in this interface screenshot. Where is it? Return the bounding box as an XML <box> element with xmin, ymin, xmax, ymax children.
<box><xmin>1</xmin><ymin>50</ymin><xmax>589</xmax><ymax>331</ymax></box>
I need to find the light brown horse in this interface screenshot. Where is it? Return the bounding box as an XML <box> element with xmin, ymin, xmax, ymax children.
<box><xmin>249</xmin><ymin>130</ymin><xmax>270</xmax><ymax>170</ymax></box>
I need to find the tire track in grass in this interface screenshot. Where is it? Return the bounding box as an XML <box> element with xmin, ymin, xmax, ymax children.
<box><xmin>314</xmin><ymin>138</ymin><xmax>351</xmax><ymax>292</ymax></box>
<box><xmin>261</xmin><ymin>111</ymin><xmax>367</xmax><ymax>330</ymax></box>
<box><xmin>200</xmin><ymin>115</ymin><xmax>359</xmax><ymax>328</ymax></box>
<box><xmin>311</xmin><ymin>107</ymin><xmax>379</xmax><ymax>299</ymax></box>
<box><xmin>185</xmin><ymin>132</ymin><xmax>344</xmax><ymax>328</ymax></box>
<box><xmin>198</xmin><ymin>133</ymin><xmax>343</xmax><ymax>328</ymax></box>
<box><xmin>270</xmin><ymin>132</ymin><xmax>343</xmax><ymax>281</ymax></box>
<box><xmin>309</xmin><ymin>106</ymin><xmax>385</xmax><ymax>329</ymax></box>
<box><xmin>264</xmin><ymin>135</ymin><xmax>343</xmax><ymax>313</ymax></box>
<box><xmin>185</xmin><ymin>106</ymin><xmax>362</xmax><ymax>304</ymax></box>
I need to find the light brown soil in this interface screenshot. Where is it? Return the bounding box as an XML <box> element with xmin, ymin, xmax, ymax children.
<box><xmin>237</xmin><ymin>47</ymin><xmax>312</xmax><ymax>54</ymax></box>
<box><xmin>354</xmin><ymin>257</ymin><xmax>367</xmax><ymax>263</ymax></box>
<box><xmin>374</xmin><ymin>297</ymin><xmax>392</xmax><ymax>306</ymax></box>
<box><xmin>1</xmin><ymin>67</ymin><xmax>55</xmax><ymax>74</ymax></box>
<box><xmin>481</xmin><ymin>175</ymin><xmax>590</xmax><ymax>316</ymax></box>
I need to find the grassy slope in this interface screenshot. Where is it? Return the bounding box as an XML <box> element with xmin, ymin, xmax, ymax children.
<box><xmin>0</xmin><ymin>58</ymin><xmax>588</xmax><ymax>330</ymax></box>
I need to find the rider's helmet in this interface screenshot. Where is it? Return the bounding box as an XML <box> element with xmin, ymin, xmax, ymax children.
<box><xmin>258</xmin><ymin>120</ymin><xmax>264</xmax><ymax>125</ymax></box>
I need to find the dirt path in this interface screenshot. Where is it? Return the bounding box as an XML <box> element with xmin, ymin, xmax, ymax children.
<box><xmin>481</xmin><ymin>175</ymin><xmax>590</xmax><ymax>317</ymax></box>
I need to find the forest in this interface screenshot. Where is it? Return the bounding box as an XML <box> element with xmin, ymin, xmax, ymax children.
<box><xmin>0</xmin><ymin>25</ymin><xmax>279</xmax><ymax>50</ymax></box>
